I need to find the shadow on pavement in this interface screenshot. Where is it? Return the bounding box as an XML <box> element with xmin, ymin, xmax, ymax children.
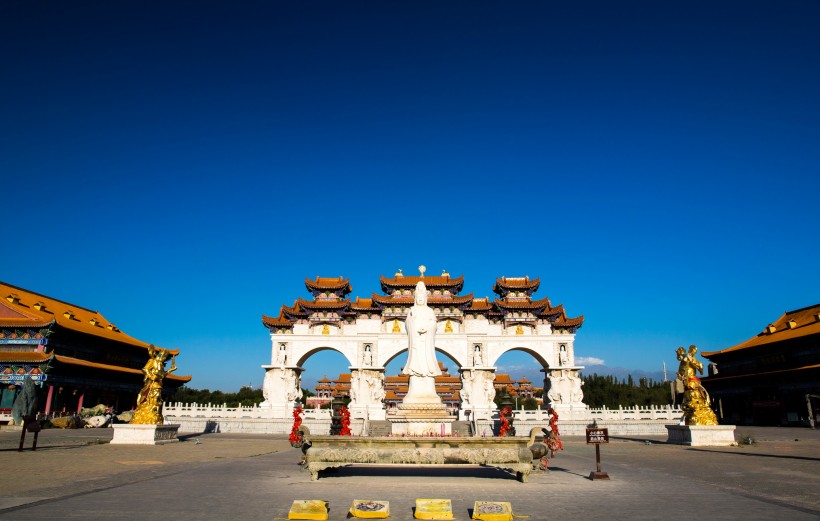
<box><xmin>685</xmin><ymin>448</ymin><xmax>820</xmax><ymax>462</ymax></box>
<box><xmin>319</xmin><ymin>465</ymin><xmax>521</xmax><ymax>480</ymax></box>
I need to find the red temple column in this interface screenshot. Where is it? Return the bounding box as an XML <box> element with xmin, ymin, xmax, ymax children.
<box><xmin>76</xmin><ymin>390</ymin><xmax>85</xmax><ymax>413</ymax></box>
<box><xmin>44</xmin><ymin>385</ymin><xmax>54</xmax><ymax>414</ymax></box>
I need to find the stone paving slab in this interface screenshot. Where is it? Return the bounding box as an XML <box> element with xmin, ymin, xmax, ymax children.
<box><xmin>0</xmin><ymin>427</ymin><xmax>818</xmax><ymax>520</ymax></box>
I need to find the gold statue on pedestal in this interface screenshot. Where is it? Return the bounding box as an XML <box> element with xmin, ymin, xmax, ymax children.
<box><xmin>131</xmin><ymin>344</ymin><xmax>177</xmax><ymax>425</ymax></box>
<box><xmin>676</xmin><ymin>345</ymin><xmax>718</xmax><ymax>426</ymax></box>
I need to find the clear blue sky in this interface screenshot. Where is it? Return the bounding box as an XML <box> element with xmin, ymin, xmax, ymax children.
<box><xmin>2</xmin><ymin>1</ymin><xmax>818</xmax><ymax>392</ymax></box>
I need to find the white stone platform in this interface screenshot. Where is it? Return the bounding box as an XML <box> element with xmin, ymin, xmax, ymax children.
<box><xmin>110</xmin><ymin>424</ymin><xmax>180</xmax><ymax>445</ymax></box>
<box><xmin>666</xmin><ymin>424</ymin><xmax>737</xmax><ymax>446</ymax></box>
<box><xmin>389</xmin><ymin>401</ymin><xmax>455</xmax><ymax>435</ymax></box>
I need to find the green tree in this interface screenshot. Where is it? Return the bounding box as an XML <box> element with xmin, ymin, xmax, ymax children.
<box><xmin>170</xmin><ymin>386</ymin><xmax>264</xmax><ymax>407</ymax></box>
<box><xmin>579</xmin><ymin>373</ymin><xmax>673</xmax><ymax>408</ymax></box>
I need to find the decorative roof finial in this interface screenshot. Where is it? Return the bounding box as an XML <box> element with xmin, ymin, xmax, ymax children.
<box><xmin>395</xmin><ymin>268</ymin><xmax>403</xmax><ymax>277</ymax></box>
<box><xmin>418</xmin><ymin>265</ymin><xmax>426</xmax><ymax>278</ymax></box>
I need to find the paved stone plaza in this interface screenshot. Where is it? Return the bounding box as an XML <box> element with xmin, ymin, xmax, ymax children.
<box><xmin>1</xmin><ymin>427</ymin><xmax>818</xmax><ymax>520</ymax></box>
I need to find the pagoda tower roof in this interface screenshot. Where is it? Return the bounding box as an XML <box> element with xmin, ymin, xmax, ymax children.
<box><xmin>371</xmin><ymin>292</ymin><xmax>474</xmax><ymax>306</ymax></box>
<box><xmin>295</xmin><ymin>297</ymin><xmax>351</xmax><ymax>310</ymax></box>
<box><xmin>493</xmin><ymin>296</ymin><xmax>551</xmax><ymax>311</ymax></box>
<box><xmin>304</xmin><ymin>276</ymin><xmax>352</xmax><ymax>295</ymax></box>
<box><xmin>261</xmin><ymin>312</ymin><xmax>292</xmax><ymax>328</ymax></box>
<box><xmin>262</xmin><ymin>271</ymin><xmax>584</xmax><ymax>332</ymax></box>
<box><xmin>349</xmin><ymin>297</ymin><xmax>380</xmax><ymax>312</ymax></box>
<box><xmin>380</xmin><ymin>273</ymin><xmax>464</xmax><ymax>293</ymax></box>
<box><xmin>553</xmin><ymin>314</ymin><xmax>585</xmax><ymax>330</ymax></box>
<box><xmin>493</xmin><ymin>276</ymin><xmax>540</xmax><ymax>296</ymax></box>
<box><xmin>465</xmin><ymin>297</ymin><xmax>493</xmax><ymax>312</ymax></box>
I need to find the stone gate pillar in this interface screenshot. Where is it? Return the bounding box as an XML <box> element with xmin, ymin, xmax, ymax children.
<box><xmin>458</xmin><ymin>368</ymin><xmax>496</xmax><ymax>421</ymax></box>
<box><xmin>543</xmin><ymin>367</ymin><xmax>586</xmax><ymax>417</ymax></box>
<box><xmin>260</xmin><ymin>365</ymin><xmax>304</xmax><ymax>419</ymax></box>
<box><xmin>348</xmin><ymin>368</ymin><xmax>386</xmax><ymax>421</ymax></box>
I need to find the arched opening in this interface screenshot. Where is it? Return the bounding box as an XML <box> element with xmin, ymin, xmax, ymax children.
<box><xmin>493</xmin><ymin>347</ymin><xmax>548</xmax><ymax>410</ymax></box>
<box><xmin>298</xmin><ymin>347</ymin><xmax>352</xmax><ymax>410</ymax></box>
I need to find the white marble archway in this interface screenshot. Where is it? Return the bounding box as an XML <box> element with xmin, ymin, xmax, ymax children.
<box><xmin>260</xmin><ymin>319</ymin><xmax>586</xmax><ymax>419</ymax></box>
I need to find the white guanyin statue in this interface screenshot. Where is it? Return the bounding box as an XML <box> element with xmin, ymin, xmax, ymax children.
<box><xmin>403</xmin><ymin>281</ymin><xmax>441</xmax><ymax>378</ymax></box>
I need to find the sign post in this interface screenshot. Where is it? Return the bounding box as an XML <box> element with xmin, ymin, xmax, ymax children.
<box><xmin>585</xmin><ymin>427</ymin><xmax>610</xmax><ymax>480</ymax></box>
<box><xmin>18</xmin><ymin>415</ymin><xmax>40</xmax><ymax>452</ymax></box>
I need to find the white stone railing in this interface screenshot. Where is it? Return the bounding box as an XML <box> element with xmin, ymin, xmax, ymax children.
<box><xmin>159</xmin><ymin>402</ymin><xmax>681</xmax><ymax>436</ymax></box>
<box><xmin>512</xmin><ymin>404</ymin><xmax>682</xmax><ymax>422</ymax></box>
<box><xmin>161</xmin><ymin>402</ymin><xmax>680</xmax><ymax>423</ymax></box>
<box><xmin>587</xmin><ymin>404</ymin><xmax>682</xmax><ymax>421</ymax></box>
<box><xmin>161</xmin><ymin>402</ymin><xmax>331</xmax><ymax>420</ymax></box>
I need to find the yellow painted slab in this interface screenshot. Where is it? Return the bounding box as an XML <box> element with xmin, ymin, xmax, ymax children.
<box><xmin>288</xmin><ymin>500</ymin><xmax>328</xmax><ymax>520</ymax></box>
<box><xmin>415</xmin><ymin>498</ymin><xmax>453</xmax><ymax>520</ymax></box>
<box><xmin>472</xmin><ymin>501</ymin><xmax>513</xmax><ymax>521</ymax></box>
<box><xmin>349</xmin><ymin>499</ymin><xmax>390</xmax><ymax>518</ymax></box>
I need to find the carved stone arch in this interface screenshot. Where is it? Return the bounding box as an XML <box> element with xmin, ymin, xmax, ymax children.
<box><xmin>434</xmin><ymin>347</ymin><xmax>463</xmax><ymax>371</ymax></box>
<box><xmin>382</xmin><ymin>348</ymin><xmax>406</xmax><ymax>369</ymax></box>
<box><xmin>489</xmin><ymin>346</ymin><xmax>550</xmax><ymax>369</ymax></box>
<box><xmin>295</xmin><ymin>345</ymin><xmax>356</xmax><ymax>368</ymax></box>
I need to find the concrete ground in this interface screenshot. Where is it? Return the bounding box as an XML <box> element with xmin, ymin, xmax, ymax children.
<box><xmin>0</xmin><ymin>426</ymin><xmax>818</xmax><ymax>520</ymax></box>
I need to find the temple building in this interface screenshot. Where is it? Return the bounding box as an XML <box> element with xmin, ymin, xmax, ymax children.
<box><xmin>702</xmin><ymin>303</ymin><xmax>820</xmax><ymax>426</ymax></box>
<box><xmin>261</xmin><ymin>269</ymin><xmax>584</xmax><ymax>421</ymax></box>
<box><xmin>0</xmin><ymin>281</ymin><xmax>191</xmax><ymax>418</ymax></box>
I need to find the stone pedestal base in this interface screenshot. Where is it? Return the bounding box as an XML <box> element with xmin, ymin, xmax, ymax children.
<box><xmin>666</xmin><ymin>424</ymin><xmax>737</xmax><ymax>446</ymax></box>
<box><xmin>111</xmin><ymin>424</ymin><xmax>180</xmax><ymax>445</ymax></box>
<box><xmin>389</xmin><ymin>418</ymin><xmax>455</xmax><ymax>436</ymax></box>
<box><xmin>389</xmin><ymin>402</ymin><xmax>455</xmax><ymax>436</ymax></box>
<box><xmin>349</xmin><ymin>405</ymin><xmax>386</xmax><ymax>421</ymax></box>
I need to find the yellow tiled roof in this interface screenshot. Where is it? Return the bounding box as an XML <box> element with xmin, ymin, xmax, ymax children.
<box><xmin>0</xmin><ymin>282</ymin><xmax>178</xmax><ymax>355</ymax></box>
<box><xmin>703</xmin><ymin>303</ymin><xmax>820</xmax><ymax>356</ymax></box>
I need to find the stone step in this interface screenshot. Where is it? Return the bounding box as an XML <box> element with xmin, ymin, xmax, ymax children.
<box><xmin>368</xmin><ymin>420</ymin><xmax>392</xmax><ymax>437</ymax></box>
<box><xmin>475</xmin><ymin>421</ymin><xmax>495</xmax><ymax>438</ymax></box>
<box><xmin>451</xmin><ymin>421</ymin><xmax>472</xmax><ymax>437</ymax></box>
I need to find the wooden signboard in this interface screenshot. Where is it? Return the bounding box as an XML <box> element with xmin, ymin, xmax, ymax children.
<box><xmin>586</xmin><ymin>428</ymin><xmax>609</xmax><ymax>444</ymax></box>
<box><xmin>585</xmin><ymin>427</ymin><xmax>610</xmax><ymax>480</ymax></box>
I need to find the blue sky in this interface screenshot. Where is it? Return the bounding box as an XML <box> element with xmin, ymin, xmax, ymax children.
<box><xmin>2</xmin><ymin>1</ymin><xmax>818</xmax><ymax>391</ymax></box>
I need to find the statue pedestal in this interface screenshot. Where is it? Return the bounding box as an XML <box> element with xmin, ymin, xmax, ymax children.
<box><xmin>390</xmin><ymin>403</ymin><xmax>455</xmax><ymax>436</ymax></box>
<box><xmin>390</xmin><ymin>375</ymin><xmax>455</xmax><ymax>435</ymax></box>
<box><xmin>111</xmin><ymin>424</ymin><xmax>180</xmax><ymax>445</ymax></box>
<box><xmin>666</xmin><ymin>425</ymin><xmax>737</xmax><ymax>446</ymax></box>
